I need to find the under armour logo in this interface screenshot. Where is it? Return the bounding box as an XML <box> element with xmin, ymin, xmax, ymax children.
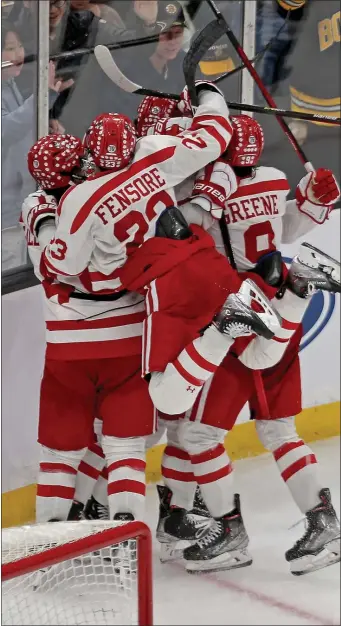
<box><xmin>186</xmin><ymin>386</ymin><xmax>196</xmax><ymax>393</ymax></box>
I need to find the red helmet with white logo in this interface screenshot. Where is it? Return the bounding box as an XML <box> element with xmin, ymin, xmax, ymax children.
<box><xmin>84</xmin><ymin>113</ymin><xmax>136</xmax><ymax>170</ymax></box>
<box><xmin>225</xmin><ymin>115</ymin><xmax>264</xmax><ymax>167</ymax></box>
<box><xmin>27</xmin><ymin>134</ymin><xmax>84</xmax><ymax>190</ymax></box>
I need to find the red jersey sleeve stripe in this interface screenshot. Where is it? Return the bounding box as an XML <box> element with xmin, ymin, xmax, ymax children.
<box><xmin>192</xmin><ymin>114</ymin><xmax>233</xmax><ymax>137</ymax></box>
<box><xmin>70</xmin><ymin>146</ymin><xmax>176</xmax><ymax>234</ymax></box>
<box><xmin>193</xmin><ymin>123</ymin><xmax>228</xmax><ymax>155</ymax></box>
<box><xmin>229</xmin><ymin>179</ymin><xmax>290</xmax><ymax>200</ymax></box>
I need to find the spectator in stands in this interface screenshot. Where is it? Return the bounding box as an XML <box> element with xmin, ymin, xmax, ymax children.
<box><xmin>59</xmin><ymin>0</ymin><xmax>188</xmax><ymax>134</ymax></box>
<box><xmin>1</xmin><ymin>23</ymin><xmax>66</xmax><ymax>270</ymax></box>
<box><xmin>255</xmin><ymin>0</ymin><xmax>304</xmax><ymax>99</ymax></box>
<box><xmin>120</xmin><ymin>1</ymin><xmax>189</xmax><ymax>93</ymax></box>
<box><xmin>70</xmin><ymin>0</ymin><xmax>125</xmax><ymax>26</ymax></box>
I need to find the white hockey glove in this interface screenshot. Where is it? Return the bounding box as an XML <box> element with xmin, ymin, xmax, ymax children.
<box><xmin>296</xmin><ymin>168</ymin><xmax>340</xmax><ymax>224</ymax></box>
<box><xmin>190</xmin><ymin>159</ymin><xmax>238</xmax><ymax>219</ymax></box>
<box><xmin>20</xmin><ymin>190</ymin><xmax>57</xmax><ymax>243</ymax></box>
<box><xmin>179</xmin><ymin>81</ymin><xmax>225</xmax><ymax>115</ymax></box>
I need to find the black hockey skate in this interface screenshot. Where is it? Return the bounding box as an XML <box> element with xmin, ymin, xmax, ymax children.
<box><xmin>213</xmin><ymin>279</ymin><xmax>282</xmax><ymax>340</ymax></box>
<box><xmin>84</xmin><ymin>496</ymin><xmax>109</xmax><ymax>520</ymax></box>
<box><xmin>287</xmin><ymin>243</ymin><xmax>341</xmax><ymax>298</ymax></box>
<box><xmin>183</xmin><ymin>494</ymin><xmax>252</xmax><ymax>573</ymax></box>
<box><xmin>67</xmin><ymin>501</ymin><xmax>86</xmax><ymax>521</ymax></box>
<box><xmin>156</xmin><ymin>485</ymin><xmax>212</xmax><ymax>563</ymax></box>
<box><xmin>190</xmin><ymin>486</ymin><xmax>211</xmax><ymax>518</ymax></box>
<box><xmin>285</xmin><ymin>488</ymin><xmax>340</xmax><ymax>575</ymax></box>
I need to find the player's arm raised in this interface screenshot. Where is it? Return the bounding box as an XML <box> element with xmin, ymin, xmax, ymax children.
<box><xmin>282</xmin><ymin>168</ymin><xmax>340</xmax><ymax>243</ymax></box>
<box><xmin>141</xmin><ymin>82</ymin><xmax>234</xmax><ymax>187</ymax></box>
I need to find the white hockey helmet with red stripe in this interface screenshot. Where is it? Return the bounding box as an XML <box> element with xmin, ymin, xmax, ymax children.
<box><xmin>84</xmin><ymin>112</ymin><xmax>136</xmax><ymax>170</ymax></box>
<box><xmin>225</xmin><ymin>115</ymin><xmax>264</xmax><ymax>167</ymax></box>
<box><xmin>27</xmin><ymin>134</ymin><xmax>84</xmax><ymax>189</ymax></box>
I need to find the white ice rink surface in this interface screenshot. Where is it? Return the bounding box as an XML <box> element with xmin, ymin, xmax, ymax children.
<box><xmin>147</xmin><ymin>437</ymin><xmax>340</xmax><ymax>626</ymax></box>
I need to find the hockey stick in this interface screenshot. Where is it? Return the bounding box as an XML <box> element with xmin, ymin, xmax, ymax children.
<box><xmin>93</xmin><ymin>46</ymin><xmax>341</xmax><ymax>126</ymax></box>
<box><xmin>182</xmin><ymin>18</ymin><xmax>228</xmax><ymax>106</ymax></box>
<box><xmin>205</xmin><ymin>0</ymin><xmax>315</xmax><ymax>173</ymax></box>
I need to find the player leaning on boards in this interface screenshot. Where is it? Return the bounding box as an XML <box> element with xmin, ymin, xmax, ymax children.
<box><xmin>135</xmin><ymin>95</ymin><xmax>341</xmax><ymax>576</ymax></box>
<box><xmin>21</xmin><ymin>82</ymin><xmax>281</xmax><ymax>525</ymax></box>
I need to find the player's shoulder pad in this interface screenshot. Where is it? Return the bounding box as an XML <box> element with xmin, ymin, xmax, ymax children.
<box><xmin>255</xmin><ymin>166</ymin><xmax>288</xmax><ymax>182</ymax></box>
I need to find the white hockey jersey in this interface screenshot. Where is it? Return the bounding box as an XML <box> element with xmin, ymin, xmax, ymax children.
<box><xmin>22</xmin><ymin>192</ymin><xmax>145</xmax><ymax>362</ymax></box>
<box><xmin>181</xmin><ymin>166</ymin><xmax>317</xmax><ymax>271</ymax></box>
<box><xmin>39</xmin><ymin>91</ymin><xmax>233</xmax><ymax>292</ymax></box>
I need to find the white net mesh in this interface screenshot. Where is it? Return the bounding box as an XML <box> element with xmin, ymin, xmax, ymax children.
<box><xmin>2</xmin><ymin>521</ymin><xmax>146</xmax><ymax>626</ymax></box>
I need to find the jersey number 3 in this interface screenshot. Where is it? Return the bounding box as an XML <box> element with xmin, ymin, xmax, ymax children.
<box><xmin>244</xmin><ymin>221</ymin><xmax>276</xmax><ymax>263</ymax></box>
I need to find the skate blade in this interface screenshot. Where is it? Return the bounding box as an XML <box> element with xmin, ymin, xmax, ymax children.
<box><xmin>185</xmin><ymin>548</ymin><xmax>253</xmax><ymax>573</ymax></box>
<box><xmin>290</xmin><ymin>537</ymin><xmax>340</xmax><ymax>576</ymax></box>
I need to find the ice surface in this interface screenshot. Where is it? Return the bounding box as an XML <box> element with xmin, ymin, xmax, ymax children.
<box><xmin>148</xmin><ymin>437</ymin><xmax>340</xmax><ymax>626</ymax></box>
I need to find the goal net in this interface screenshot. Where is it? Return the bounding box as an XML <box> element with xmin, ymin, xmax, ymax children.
<box><xmin>2</xmin><ymin>520</ymin><xmax>153</xmax><ymax>626</ymax></box>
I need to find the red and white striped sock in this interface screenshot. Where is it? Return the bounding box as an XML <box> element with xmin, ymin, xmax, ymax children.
<box><xmin>150</xmin><ymin>325</ymin><xmax>233</xmax><ymax>415</ymax></box>
<box><xmin>101</xmin><ymin>435</ymin><xmax>146</xmax><ymax>520</ymax></box>
<box><xmin>36</xmin><ymin>446</ymin><xmax>86</xmax><ymax>522</ymax></box>
<box><xmin>162</xmin><ymin>444</ymin><xmax>197</xmax><ymax>510</ymax></box>
<box><xmin>273</xmin><ymin>439</ymin><xmax>321</xmax><ymax>513</ymax></box>
<box><xmin>240</xmin><ymin>290</ymin><xmax>310</xmax><ymax>369</ymax></box>
<box><xmin>74</xmin><ymin>438</ymin><xmax>106</xmax><ymax>506</ymax></box>
<box><xmin>189</xmin><ymin>444</ymin><xmax>234</xmax><ymax>518</ymax></box>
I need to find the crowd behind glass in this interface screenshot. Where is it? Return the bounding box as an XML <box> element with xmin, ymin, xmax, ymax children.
<box><xmin>1</xmin><ymin>0</ymin><xmax>340</xmax><ymax>275</ymax></box>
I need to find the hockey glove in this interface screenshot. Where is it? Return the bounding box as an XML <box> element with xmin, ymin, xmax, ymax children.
<box><xmin>191</xmin><ymin>159</ymin><xmax>238</xmax><ymax>219</ymax></box>
<box><xmin>179</xmin><ymin>81</ymin><xmax>225</xmax><ymax>115</ymax></box>
<box><xmin>296</xmin><ymin>168</ymin><xmax>340</xmax><ymax>224</ymax></box>
<box><xmin>20</xmin><ymin>191</ymin><xmax>57</xmax><ymax>242</ymax></box>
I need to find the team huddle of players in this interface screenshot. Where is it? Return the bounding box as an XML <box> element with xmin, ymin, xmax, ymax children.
<box><xmin>21</xmin><ymin>80</ymin><xmax>340</xmax><ymax>576</ymax></box>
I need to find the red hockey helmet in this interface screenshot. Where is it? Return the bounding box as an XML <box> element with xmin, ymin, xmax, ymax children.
<box><xmin>225</xmin><ymin>115</ymin><xmax>264</xmax><ymax>167</ymax></box>
<box><xmin>27</xmin><ymin>134</ymin><xmax>84</xmax><ymax>190</ymax></box>
<box><xmin>84</xmin><ymin>113</ymin><xmax>136</xmax><ymax>170</ymax></box>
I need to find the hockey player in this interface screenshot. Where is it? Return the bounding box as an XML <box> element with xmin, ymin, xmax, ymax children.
<box><xmin>35</xmin><ymin>81</ymin><xmax>282</xmax><ymax>425</ymax></box>
<box><xmin>21</xmin><ymin>134</ymin><xmax>154</xmax><ymax>524</ymax></box>
<box><xmin>135</xmin><ymin>97</ymin><xmax>341</xmax><ymax>575</ymax></box>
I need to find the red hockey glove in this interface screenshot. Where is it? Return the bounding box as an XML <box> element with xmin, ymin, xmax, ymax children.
<box><xmin>296</xmin><ymin>168</ymin><xmax>340</xmax><ymax>224</ymax></box>
<box><xmin>178</xmin><ymin>81</ymin><xmax>225</xmax><ymax>115</ymax></box>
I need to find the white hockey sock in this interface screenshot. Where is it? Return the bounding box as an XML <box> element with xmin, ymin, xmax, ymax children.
<box><xmin>92</xmin><ymin>467</ymin><xmax>109</xmax><ymax>507</ymax></box>
<box><xmin>36</xmin><ymin>445</ymin><xmax>86</xmax><ymax>522</ymax></box>
<box><xmin>74</xmin><ymin>438</ymin><xmax>106</xmax><ymax>506</ymax></box>
<box><xmin>256</xmin><ymin>417</ymin><xmax>322</xmax><ymax>513</ymax></box>
<box><xmin>149</xmin><ymin>325</ymin><xmax>233</xmax><ymax>415</ymax></box>
<box><xmin>239</xmin><ymin>289</ymin><xmax>311</xmax><ymax>370</ymax></box>
<box><xmin>101</xmin><ymin>435</ymin><xmax>146</xmax><ymax>520</ymax></box>
<box><xmin>178</xmin><ymin>422</ymin><xmax>234</xmax><ymax>518</ymax></box>
<box><xmin>161</xmin><ymin>420</ymin><xmax>196</xmax><ymax>510</ymax></box>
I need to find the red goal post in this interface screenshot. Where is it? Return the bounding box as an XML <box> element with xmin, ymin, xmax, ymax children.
<box><xmin>2</xmin><ymin>520</ymin><xmax>153</xmax><ymax>626</ymax></box>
